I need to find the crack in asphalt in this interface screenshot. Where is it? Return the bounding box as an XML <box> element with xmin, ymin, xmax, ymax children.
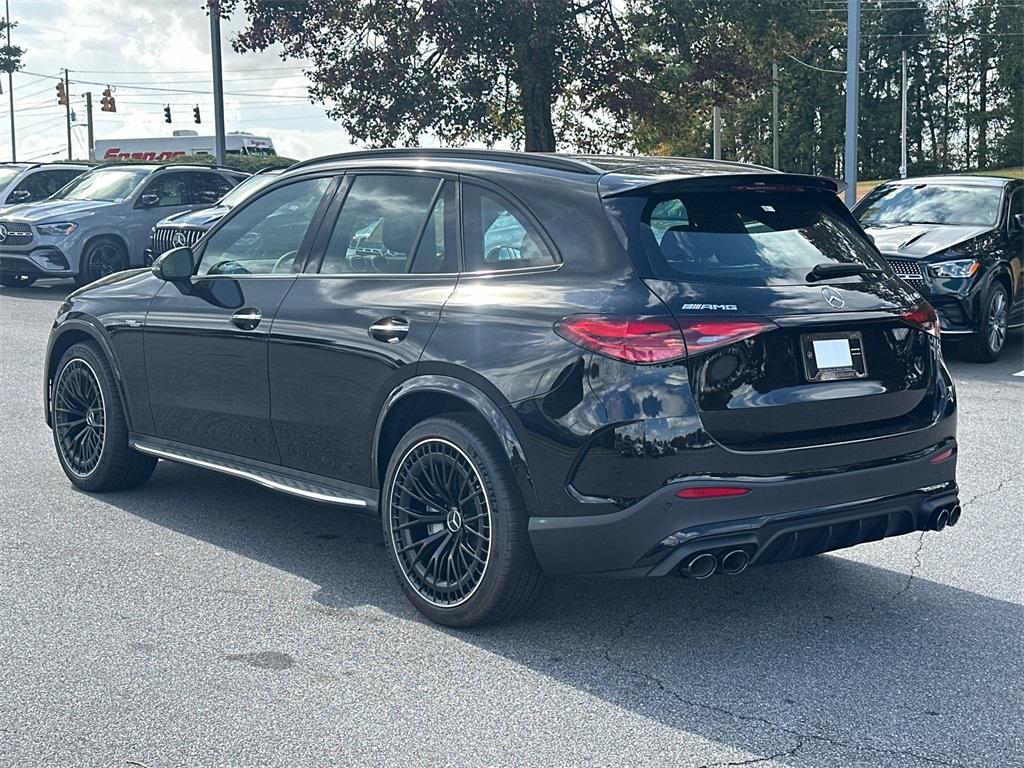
<box><xmin>600</xmin><ymin>600</ymin><xmax>968</xmax><ymax>768</ymax></box>
<box><xmin>890</xmin><ymin>531</ymin><xmax>928</xmax><ymax>602</ymax></box>
<box><xmin>962</xmin><ymin>480</ymin><xmax>1005</xmax><ymax>509</ymax></box>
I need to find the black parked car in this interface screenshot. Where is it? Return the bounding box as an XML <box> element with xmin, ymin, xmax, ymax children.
<box><xmin>44</xmin><ymin>150</ymin><xmax>960</xmax><ymax>626</ymax></box>
<box><xmin>855</xmin><ymin>175</ymin><xmax>1023</xmax><ymax>362</ymax></box>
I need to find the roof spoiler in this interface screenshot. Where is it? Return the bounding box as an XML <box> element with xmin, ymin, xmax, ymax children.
<box><xmin>600</xmin><ymin>172</ymin><xmax>847</xmax><ymax>198</ymax></box>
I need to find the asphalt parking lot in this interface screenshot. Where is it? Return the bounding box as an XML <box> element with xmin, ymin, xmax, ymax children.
<box><xmin>1</xmin><ymin>281</ymin><xmax>1022</xmax><ymax>768</ymax></box>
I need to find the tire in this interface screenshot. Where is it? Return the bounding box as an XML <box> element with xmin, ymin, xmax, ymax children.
<box><xmin>959</xmin><ymin>283</ymin><xmax>1009</xmax><ymax>363</ymax></box>
<box><xmin>382</xmin><ymin>413</ymin><xmax>548</xmax><ymax>627</ymax></box>
<box><xmin>51</xmin><ymin>342</ymin><xmax>157</xmax><ymax>492</ymax></box>
<box><xmin>76</xmin><ymin>237</ymin><xmax>128</xmax><ymax>287</ymax></box>
<box><xmin>0</xmin><ymin>273</ymin><xmax>36</xmax><ymax>287</ymax></box>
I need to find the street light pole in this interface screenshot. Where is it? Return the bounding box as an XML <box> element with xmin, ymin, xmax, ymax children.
<box><xmin>5</xmin><ymin>0</ymin><xmax>15</xmax><ymax>161</ymax></box>
<box><xmin>900</xmin><ymin>49</ymin><xmax>908</xmax><ymax>179</ymax></box>
<box><xmin>712</xmin><ymin>105</ymin><xmax>721</xmax><ymax>160</ymax></box>
<box><xmin>772</xmin><ymin>61</ymin><xmax>780</xmax><ymax>169</ymax></box>
<box><xmin>209</xmin><ymin>1</ymin><xmax>226</xmax><ymax>165</ymax></box>
<box><xmin>63</xmin><ymin>68</ymin><xmax>72</xmax><ymax>160</ymax></box>
<box><xmin>844</xmin><ymin>0</ymin><xmax>860</xmax><ymax>207</ymax></box>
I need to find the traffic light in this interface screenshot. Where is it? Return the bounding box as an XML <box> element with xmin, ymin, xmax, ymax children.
<box><xmin>100</xmin><ymin>86</ymin><xmax>116</xmax><ymax>113</ymax></box>
<box><xmin>193</xmin><ymin>105</ymin><xmax>201</xmax><ymax>124</ymax></box>
<box><xmin>55</xmin><ymin>81</ymin><xmax>67</xmax><ymax>106</ymax></box>
<box><xmin>163</xmin><ymin>105</ymin><xmax>172</xmax><ymax>123</ymax></box>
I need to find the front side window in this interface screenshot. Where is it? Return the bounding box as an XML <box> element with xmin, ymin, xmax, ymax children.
<box><xmin>10</xmin><ymin>169</ymin><xmax>81</xmax><ymax>202</ymax></box>
<box><xmin>319</xmin><ymin>174</ymin><xmax>443</xmax><ymax>275</ymax></box>
<box><xmin>462</xmin><ymin>185</ymin><xmax>556</xmax><ymax>271</ymax></box>
<box><xmin>55</xmin><ymin>168</ymin><xmax>149</xmax><ymax>202</ymax></box>
<box><xmin>856</xmin><ymin>183</ymin><xmax>1003</xmax><ymax>227</ymax></box>
<box><xmin>140</xmin><ymin>172</ymin><xmax>192</xmax><ymax>207</ymax></box>
<box><xmin>196</xmin><ymin>177</ymin><xmax>331</xmax><ymax>276</ymax></box>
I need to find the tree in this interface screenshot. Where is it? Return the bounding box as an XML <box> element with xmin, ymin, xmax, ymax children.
<box><xmin>217</xmin><ymin>0</ymin><xmax>628</xmax><ymax>152</ymax></box>
<box><xmin>0</xmin><ymin>17</ymin><xmax>25</xmax><ymax>78</ymax></box>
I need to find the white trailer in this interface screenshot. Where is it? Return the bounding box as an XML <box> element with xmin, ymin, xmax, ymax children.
<box><xmin>93</xmin><ymin>131</ymin><xmax>276</xmax><ymax>162</ymax></box>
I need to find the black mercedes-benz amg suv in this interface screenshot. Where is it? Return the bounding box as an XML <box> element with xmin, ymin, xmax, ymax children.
<box><xmin>44</xmin><ymin>150</ymin><xmax>960</xmax><ymax>626</ymax></box>
<box><xmin>855</xmin><ymin>175</ymin><xmax>1023</xmax><ymax>362</ymax></box>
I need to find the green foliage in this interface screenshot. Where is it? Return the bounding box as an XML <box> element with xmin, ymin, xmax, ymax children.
<box><xmin>97</xmin><ymin>154</ymin><xmax>296</xmax><ymax>173</ymax></box>
<box><xmin>0</xmin><ymin>18</ymin><xmax>25</xmax><ymax>75</ymax></box>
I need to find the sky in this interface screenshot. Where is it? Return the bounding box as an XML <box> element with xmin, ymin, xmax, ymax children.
<box><xmin>1</xmin><ymin>0</ymin><xmax>365</xmax><ymax>162</ymax></box>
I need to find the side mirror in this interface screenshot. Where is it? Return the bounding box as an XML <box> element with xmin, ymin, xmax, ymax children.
<box><xmin>1014</xmin><ymin>213</ymin><xmax>1024</xmax><ymax>232</ymax></box>
<box><xmin>8</xmin><ymin>190</ymin><xmax>31</xmax><ymax>204</ymax></box>
<box><xmin>138</xmin><ymin>193</ymin><xmax>160</xmax><ymax>208</ymax></box>
<box><xmin>152</xmin><ymin>246</ymin><xmax>194</xmax><ymax>282</ymax></box>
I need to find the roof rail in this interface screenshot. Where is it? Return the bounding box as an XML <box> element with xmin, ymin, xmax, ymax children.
<box><xmin>153</xmin><ymin>162</ymin><xmax>243</xmax><ymax>172</ymax></box>
<box><xmin>287</xmin><ymin>148</ymin><xmax>602</xmax><ymax>175</ymax></box>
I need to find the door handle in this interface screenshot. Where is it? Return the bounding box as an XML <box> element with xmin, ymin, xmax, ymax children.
<box><xmin>369</xmin><ymin>317</ymin><xmax>410</xmax><ymax>343</ymax></box>
<box><xmin>230</xmin><ymin>307</ymin><xmax>263</xmax><ymax>330</ymax></box>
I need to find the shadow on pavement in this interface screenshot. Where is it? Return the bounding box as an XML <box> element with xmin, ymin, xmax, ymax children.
<box><xmin>100</xmin><ymin>460</ymin><xmax>1022</xmax><ymax>767</ymax></box>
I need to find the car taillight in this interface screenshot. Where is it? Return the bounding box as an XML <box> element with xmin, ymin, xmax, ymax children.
<box><xmin>901</xmin><ymin>301</ymin><xmax>940</xmax><ymax>339</ymax></box>
<box><xmin>555</xmin><ymin>315</ymin><xmax>776</xmax><ymax>363</ymax></box>
<box><xmin>676</xmin><ymin>318</ymin><xmax>777</xmax><ymax>354</ymax></box>
<box><xmin>554</xmin><ymin>315</ymin><xmax>687</xmax><ymax>363</ymax></box>
<box><xmin>676</xmin><ymin>486</ymin><xmax>750</xmax><ymax>499</ymax></box>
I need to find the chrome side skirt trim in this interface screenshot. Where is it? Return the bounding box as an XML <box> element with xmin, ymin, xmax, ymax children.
<box><xmin>133</xmin><ymin>443</ymin><xmax>368</xmax><ymax>508</ymax></box>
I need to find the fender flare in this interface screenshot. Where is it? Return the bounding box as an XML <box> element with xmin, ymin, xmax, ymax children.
<box><xmin>45</xmin><ymin>318</ymin><xmax>129</xmax><ymax>428</ymax></box>
<box><xmin>372</xmin><ymin>374</ymin><xmax>536</xmax><ymax>503</ymax></box>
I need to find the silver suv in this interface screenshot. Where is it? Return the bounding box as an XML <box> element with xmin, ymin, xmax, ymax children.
<box><xmin>0</xmin><ymin>163</ymin><xmax>246</xmax><ymax>287</ymax></box>
<box><xmin>0</xmin><ymin>162</ymin><xmax>91</xmax><ymax>207</ymax></box>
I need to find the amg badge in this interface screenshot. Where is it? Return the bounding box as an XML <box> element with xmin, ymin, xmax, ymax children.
<box><xmin>680</xmin><ymin>303</ymin><xmax>739</xmax><ymax>311</ymax></box>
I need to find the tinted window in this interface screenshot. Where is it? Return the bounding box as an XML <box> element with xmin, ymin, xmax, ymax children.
<box><xmin>0</xmin><ymin>166</ymin><xmax>22</xmax><ymax>187</ymax></box>
<box><xmin>189</xmin><ymin>172</ymin><xmax>235</xmax><ymax>205</ymax></box>
<box><xmin>609</xmin><ymin>190</ymin><xmax>886</xmax><ymax>287</ymax></box>
<box><xmin>462</xmin><ymin>185</ymin><xmax>556</xmax><ymax>271</ymax></box>
<box><xmin>1009</xmin><ymin>188</ymin><xmax>1023</xmax><ymax>225</ymax></box>
<box><xmin>319</xmin><ymin>174</ymin><xmax>441</xmax><ymax>275</ymax></box>
<box><xmin>410</xmin><ymin>183</ymin><xmax>457</xmax><ymax>273</ymax></box>
<box><xmin>56</xmin><ymin>168</ymin><xmax>149</xmax><ymax>201</ymax></box>
<box><xmin>856</xmin><ymin>183</ymin><xmax>1002</xmax><ymax>227</ymax></box>
<box><xmin>218</xmin><ymin>172</ymin><xmax>282</xmax><ymax>209</ymax></box>
<box><xmin>141</xmin><ymin>172</ymin><xmax>191</xmax><ymax>207</ymax></box>
<box><xmin>10</xmin><ymin>169</ymin><xmax>85</xmax><ymax>202</ymax></box>
<box><xmin>196</xmin><ymin>177</ymin><xmax>330</xmax><ymax>276</ymax></box>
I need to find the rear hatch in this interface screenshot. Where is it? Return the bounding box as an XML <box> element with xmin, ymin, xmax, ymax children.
<box><xmin>603</xmin><ymin>177</ymin><xmax>942</xmax><ymax>451</ymax></box>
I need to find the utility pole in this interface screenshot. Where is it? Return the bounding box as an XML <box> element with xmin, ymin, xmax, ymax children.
<box><xmin>712</xmin><ymin>105</ymin><xmax>721</xmax><ymax>160</ymax></box>
<box><xmin>63</xmin><ymin>68</ymin><xmax>72</xmax><ymax>160</ymax></box>
<box><xmin>209</xmin><ymin>1</ymin><xmax>226</xmax><ymax>165</ymax></box>
<box><xmin>5</xmin><ymin>0</ymin><xmax>15</xmax><ymax>161</ymax></box>
<box><xmin>84</xmin><ymin>91</ymin><xmax>94</xmax><ymax>161</ymax></box>
<box><xmin>900</xmin><ymin>49</ymin><xmax>908</xmax><ymax>179</ymax></box>
<box><xmin>843</xmin><ymin>0</ymin><xmax>860</xmax><ymax>207</ymax></box>
<box><xmin>772</xmin><ymin>62</ymin><xmax>780</xmax><ymax>169</ymax></box>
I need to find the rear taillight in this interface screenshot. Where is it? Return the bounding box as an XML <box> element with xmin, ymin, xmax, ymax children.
<box><xmin>554</xmin><ymin>315</ymin><xmax>687</xmax><ymax>363</ymax></box>
<box><xmin>555</xmin><ymin>315</ymin><xmax>776</xmax><ymax>363</ymax></box>
<box><xmin>901</xmin><ymin>301</ymin><xmax>940</xmax><ymax>339</ymax></box>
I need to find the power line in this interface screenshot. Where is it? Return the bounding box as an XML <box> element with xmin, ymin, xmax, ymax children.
<box><xmin>20</xmin><ymin>70</ymin><xmax>314</xmax><ymax>100</ymax></box>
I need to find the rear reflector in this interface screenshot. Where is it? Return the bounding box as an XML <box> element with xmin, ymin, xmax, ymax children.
<box><xmin>555</xmin><ymin>315</ymin><xmax>775</xmax><ymax>363</ymax></box>
<box><xmin>930</xmin><ymin>447</ymin><xmax>955</xmax><ymax>464</ymax></box>
<box><xmin>676</xmin><ymin>486</ymin><xmax>751</xmax><ymax>499</ymax></box>
<box><xmin>554</xmin><ymin>315</ymin><xmax>687</xmax><ymax>363</ymax></box>
<box><xmin>901</xmin><ymin>301</ymin><xmax>941</xmax><ymax>339</ymax></box>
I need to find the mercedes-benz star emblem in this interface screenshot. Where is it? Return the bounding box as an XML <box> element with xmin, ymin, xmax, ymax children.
<box><xmin>172</xmin><ymin>231</ymin><xmax>187</xmax><ymax>247</ymax></box>
<box><xmin>0</xmin><ymin>224</ymin><xmax>8</xmax><ymax>243</ymax></box>
<box><xmin>821</xmin><ymin>286</ymin><xmax>846</xmax><ymax>309</ymax></box>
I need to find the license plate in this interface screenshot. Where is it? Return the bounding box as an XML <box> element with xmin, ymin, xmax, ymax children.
<box><xmin>801</xmin><ymin>331</ymin><xmax>867</xmax><ymax>382</ymax></box>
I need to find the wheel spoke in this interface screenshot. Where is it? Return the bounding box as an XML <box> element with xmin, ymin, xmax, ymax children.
<box><xmin>53</xmin><ymin>360</ymin><xmax>105</xmax><ymax>476</ymax></box>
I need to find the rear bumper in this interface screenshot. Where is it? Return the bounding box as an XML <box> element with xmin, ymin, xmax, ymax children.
<box><xmin>528</xmin><ymin>442</ymin><xmax>958</xmax><ymax>576</ymax></box>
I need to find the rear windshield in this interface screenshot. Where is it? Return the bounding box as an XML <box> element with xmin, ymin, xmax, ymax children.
<box><xmin>855</xmin><ymin>183</ymin><xmax>1002</xmax><ymax>227</ymax></box>
<box><xmin>609</xmin><ymin>189</ymin><xmax>886</xmax><ymax>286</ymax></box>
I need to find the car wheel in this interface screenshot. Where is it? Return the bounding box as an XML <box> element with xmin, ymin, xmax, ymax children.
<box><xmin>51</xmin><ymin>342</ymin><xmax>157</xmax><ymax>492</ymax></box>
<box><xmin>382</xmin><ymin>413</ymin><xmax>548</xmax><ymax>627</ymax></box>
<box><xmin>959</xmin><ymin>283</ymin><xmax>1009</xmax><ymax>363</ymax></box>
<box><xmin>77</xmin><ymin>238</ymin><xmax>128</xmax><ymax>286</ymax></box>
<box><xmin>0</xmin><ymin>273</ymin><xmax>36</xmax><ymax>287</ymax></box>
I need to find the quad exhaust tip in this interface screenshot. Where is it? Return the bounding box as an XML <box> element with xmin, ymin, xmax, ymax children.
<box><xmin>685</xmin><ymin>553</ymin><xmax>717</xmax><ymax>579</ymax></box>
<box><xmin>720</xmin><ymin>549</ymin><xmax>749</xmax><ymax>575</ymax></box>
<box><xmin>948</xmin><ymin>504</ymin><xmax>961</xmax><ymax>527</ymax></box>
<box><xmin>932</xmin><ymin>507</ymin><xmax>950</xmax><ymax>532</ymax></box>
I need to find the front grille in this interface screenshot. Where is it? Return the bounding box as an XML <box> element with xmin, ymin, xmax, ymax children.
<box><xmin>150</xmin><ymin>226</ymin><xmax>205</xmax><ymax>258</ymax></box>
<box><xmin>0</xmin><ymin>221</ymin><xmax>33</xmax><ymax>246</ymax></box>
<box><xmin>885</xmin><ymin>257</ymin><xmax>925</xmax><ymax>285</ymax></box>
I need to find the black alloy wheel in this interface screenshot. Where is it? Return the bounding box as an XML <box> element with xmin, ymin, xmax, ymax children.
<box><xmin>388</xmin><ymin>438</ymin><xmax>492</xmax><ymax>608</ymax></box>
<box><xmin>79</xmin><ymin>239</ymin><xmax>127</xmax><ymax>285</ymax></box>
<box><xmin>53</xmin><ymin>358</ymin><xmax>106</xmax><ymax>477</ymax></box>
<box><xmin>960</xmin><ymin>283</ymin><xmax>1009</xmax><ymax>362</ymax></box>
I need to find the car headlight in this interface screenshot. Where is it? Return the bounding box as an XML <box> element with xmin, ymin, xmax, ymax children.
<box><xmin>929</xmin><ymin>259</ymin><xmax>979</xmax><ymax>278</ymax></box>
<box><xmin>36</xmin><ymin>222</ymin><xmax>78</xmax><ymax>237</ymax></box>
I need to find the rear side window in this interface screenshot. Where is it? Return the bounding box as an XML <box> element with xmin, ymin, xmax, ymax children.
<box><xmin>611</xmin><ymin>189</ymin><xmax>885</xmax><ymax>286</ymax></box>
<box><xmin>189</xmin><ymin>172</ymin><xmax>235</xmax><ymax>205</ymax></box>
<box><xmin>319</xmin><ymin>174</ymin><xmax>444</xmax><ymax>275</ymax></box>
<box><xmin>462</xmin><ymin>184</ymin><xmax>556</xmax><ymax>271</ymax></box>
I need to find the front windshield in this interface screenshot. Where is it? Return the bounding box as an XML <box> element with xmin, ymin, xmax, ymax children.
<box><xmin>55</xmin><ymin>168</ymin><xmax>150</xmax><ymax>202</ymax></box>
<box><xmin>856</xmin><ymin>183</ymin><xmax>1002</xmax><ymax>227</ymax></box>
<box><xmin>0</xmin><ymin>166</ymin><xmax>24</xmax><ymax>187</ymax></box>
<box><xmin>218</xmin><ymin>172</ymin><xmax>281</xmax><ymax>208</ymax></box>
